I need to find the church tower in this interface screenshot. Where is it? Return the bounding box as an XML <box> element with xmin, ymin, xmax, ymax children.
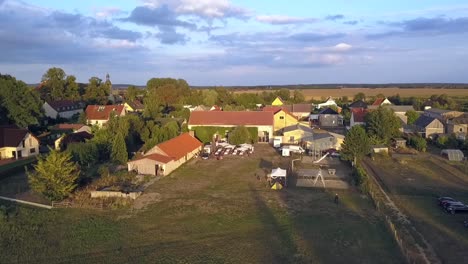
<box><xmin>105</xmin><ymin>73</ymin><xmax>115</xmax><ymax>103</ymax></box>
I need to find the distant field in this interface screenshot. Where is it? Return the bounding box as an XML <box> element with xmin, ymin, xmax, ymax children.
<box><xmin>367</xmin><ymin>155</ymin><xmax>468</xmax><ymax>264</ymax></box>
<box><xmin>233</xmin><ymin>88</ymin><xmax>468</xmax><ymax>100</ymax></box>
<box><xmin>0</xmin><ymin>145</ymin><xmax>403</xmax><ymax>264</ymax></box>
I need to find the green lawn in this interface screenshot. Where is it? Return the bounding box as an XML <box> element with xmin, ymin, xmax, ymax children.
<box><xmin>0</xmin><ymin>145</ymin><xmax>403</xmax><ymax>264</ymax></box>
<box><xmin>368</xmin><ymin>156</ymin><xmax>468</xmax><ymax>264</ymax></box>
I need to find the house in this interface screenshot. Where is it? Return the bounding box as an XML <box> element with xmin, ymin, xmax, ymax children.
<box><xmin>350</xmin><ymin>108</ymin><xmax>368</xmax><ymax>128</ymax></box>
<box><xmin>43</xmin><ymin>100</ymin><xmax>84</xmax><ymax>119</ymax></box>
<box><xmin>302</xmin><ymin>130</ymin><xmax>343</xmax><ymax>151</ymax></box>
<box><xmin>317</xmin><ymin>97</ymin><xmax>337</xmax><ymax>109</ymax></box>
<box><xmin>50</xmin><ymin>124</ymin><xmax>91</xmax><ymax>145</ymax></box>
<box><xmin>446</xmin><ymin>114</ymin><xmax>468</xmax><ymax>140</ymax></box>
<box><xmin>262</xmin><ymin>106</ymin><xmax>299</xmax><ymax>133</ymax></box>
<box><xmin>124</xmin><ymin>100</ymin><xmax>144</xmax><ymax>113</ymax></box>
<box><xmin>318</xmin><ymin>108</ymin><xmax>343</xmax><ymax>127</ymax></box>
<box><xmin>413</xmin><ymin>115</ymin><xmax>444</xmax><ymax>138</ymax></box>
<box><xmin>371</xmin><ymin>97</ymin><xmax>392</xmax><ymax>106</ymax></box>
<box><xmin>423</xmin><ymin>108</ymin><xmax>464</xmax><ymax>123</ymax></box>
<box><xmin>281</xmin><ymin>124</ymin><xmax>314</xmax><ymax>144</ymax></box>
<box><xmin>188</xmin><ymin>111</ymin><xmax>274</xmax><ymax>143</ymax></box>
<box><xmin>55</xmin><ymin>131</ymin><xmax>93</xmax><ymax>150</ymax></box>
<box><xmin>127</xmin><ymin>132</ymin><xmax>202</xmax><ymax>176</ymax></box>
<box><xmin>348</xmin><ymin>100</ymin><xmax>368</xmax><ymax>110</ymax></box>
<box><xmin>272</xmin><ymin>96</ymin><xmax>285</xmax><ymax>106</ymax></box>
<box><xmin>85</xmin><ymin>105</ymin><xmax>126</xmax><ymax>127</ymax></box>
<box><xmin>0</xmin><ymin>126</ymin><xmax>39</xmax><ymax>160</ymax></box>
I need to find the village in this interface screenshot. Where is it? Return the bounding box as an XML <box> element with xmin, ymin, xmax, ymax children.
<box><xmin>1</xmin><ymin>69</ymin><xmax>468</xmax><ymax>263</ymax></box>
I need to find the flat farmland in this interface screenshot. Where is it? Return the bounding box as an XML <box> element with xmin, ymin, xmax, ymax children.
<box><xmin>233</xmin><ymin>88</ymin><xmax>468</xmax><ymax>100</ymax></box>
<box><xmin>366</xmin><ymin>155</ymin><xmax>468</xmax><ymax>264</ymax></box>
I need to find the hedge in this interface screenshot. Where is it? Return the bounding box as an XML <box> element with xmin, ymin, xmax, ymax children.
<box><xmin>191</xmin><ymin>126</ymin><xmax>259</xmax><ymax>144</ymax></box>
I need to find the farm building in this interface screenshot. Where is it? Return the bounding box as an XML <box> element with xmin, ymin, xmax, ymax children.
<box><xmin>265</xmin><ymin>104</ymin><xmax>312</xmax><ymax>120</ymax></box>
<box><xmin>440</xmin><ymin>149</ymin><xmax>464</xmax><ymax>161</ymax></box>
<box><xmin>127</xmin><ymin>133</ymin><xmax>203</xmax><ymax>176</ymax></box>
<box><xmin>446</xmin><ymin>114</ymin><xmax>468</xmax><ymax>140</ymax></box>
<box><xmin>423</xmin><ymin>108</ymin><xmax>464</xmax><ymax>123</ymax></box>
<box><xmin>123</xmin><ymin>100</ymin><xmax>144</xmax><ymax>112</ymax></box>
<box><xmin>413</xmin><ymin>115</ymin><xmax>444</xmax><ymax>138</ymax></box>
<box><xmin>392</xmin><ymin>138</ymin><xmax>407</xmax><ymax>148</ymax></box>
<box><xmin>188</xmin><ymin>111</ymin><xmax>274</xmax><ymax>143</ymax></box>
<box><xmin>281</xmin><ymin>124</ymin><xmax>314</xmax><ymax>144</ymax></box>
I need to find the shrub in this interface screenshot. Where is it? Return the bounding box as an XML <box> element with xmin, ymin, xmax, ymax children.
<box><xmin>352</xmin><ymin>165</ymin><xmax>370</xmax><ymax>194</ymax></box>
<box><xmin>408</xmin><ymin>136</ymin><xmax>427</xmax><ymax>152</ymax></box>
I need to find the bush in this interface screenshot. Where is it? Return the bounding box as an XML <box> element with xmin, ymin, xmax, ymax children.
<box><xmin>228</xmin><ymin>126</ymin><xmax>251</xmax><ymax>145</ymax></box>
<box><xmin>408</xmin><ymin>136</ymin><xmax>427</xmax><ymax>152</ymax></box>
<box><xmin>352</xmin><ymin>165</ymin><xmax>370</xmax><ymax>194</ymax></box>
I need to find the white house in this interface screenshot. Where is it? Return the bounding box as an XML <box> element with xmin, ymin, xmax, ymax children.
<box><xmin>317</xmin><ymin>97</ymin><xmax>338</xmax><ymax>109</ymax></box>
<box><xmin>0</xmin><ymin>126</ymin><xmax>39</xmax><ymax>160</ymax></box>
<box><xmin>43</xmin><ymin>100</ymin><xmax>84</xmax><ymax>119</ymax></box>
<box><xmin>85</xmin><ymin>105</ymin><xmax>126</xmax><ymax>127</ymax></box>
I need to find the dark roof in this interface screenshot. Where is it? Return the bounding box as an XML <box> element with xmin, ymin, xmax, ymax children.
<box><xmin>449</xmin><ymin>114</ymin><xmax>468</xmax><ymax>125</ymax></box>
<box><xmin>282</xmin><ymin>124</ymin><xmax>314</xmax><ymax>134</ymax></box>
<box><xmin>60</xmin><ymin>131</ymin><xmax>93</xmax><ymax>149</ymax></box>
<box><xmin>51</xmin><ymin>124</ymin><xmax>86</xmax><ymax>131</ymax></box>
<box><xmin>302</xmin><ymin>131</ymin><xmax>333</xmax><ymax>142</ymax></box>
<box><xmin>85</xmin><ymin>105</ymin><xmax>125</xmax><ymax>120</ymax></box>
<box><xmin>0</xmin><ymin>126</ymin><xmax>29</xmax><ymax>148</ymax></box>
<box><xmin>424</xmin><ymin>108</ymin><xmax>452</xmax><ymax>114</ymax></box>
<box><xmin>189</xmin><ymin>111</ymin><xmax>274</xmax><ymax>126</ymax></box>
<box><xmin>349</xmin><ymin>100</ymin><xmax>368</xmax><ymax>109</ymax></box>
<box><xmin>414</xmin><ymin>115</ymin><xmax>438</xmax><ymax>128</ymax></box>
<box><xmin>367</xmin><ymin>105</ymin><xmax>414</xmax><ymax>112</ymax></box>
<box><xmin>47</xmin><ymin>100</ymin><xmax>83</xmax><ymax>112</ymax></box>
<box><xmin>318</xmin><ymin>107</ymin><xmax>339</xmax><ymax>115</ymax></box>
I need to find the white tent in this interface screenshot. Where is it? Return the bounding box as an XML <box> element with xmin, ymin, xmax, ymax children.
<box><xmin>270</xmin><ymin>168</ymin><xmax>287</xmax><ymax>179</ymax></box>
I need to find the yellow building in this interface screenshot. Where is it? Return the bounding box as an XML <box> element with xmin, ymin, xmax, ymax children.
<box><xmin>271</xmin><ymin>96</ymin><xmax>285</xmax><ymax>106</ymax></box>
<box><xmin>263</xmin><ymin>106</ymin><xmax>298</xmax><ymax>133</ymax></box>
<box><xmin>281</xmin><ymin>124</ymin><xmax>344</xmax><ymax>150</ymax></box>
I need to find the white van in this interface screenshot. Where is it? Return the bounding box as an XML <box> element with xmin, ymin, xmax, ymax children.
<box><xmin>280</xmin><ymin>146</ymin><xmax>305</xmax><ymax>156</ymax></box>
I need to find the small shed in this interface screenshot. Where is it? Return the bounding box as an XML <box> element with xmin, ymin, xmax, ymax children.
<box><xmin>372</xmin><ymin>145</ymin><xmax>389</xmax><ymax>154</ymax></box>
<box><xmin>440</xmin><ymin>149</ymin><xmax>464</xmax><ymax>161</ymax></box>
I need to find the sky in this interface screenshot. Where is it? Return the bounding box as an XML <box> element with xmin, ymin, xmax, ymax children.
<box><xmin>1</xmin><ymin>0</ymin><xmax>468</xmax><ymax>86</ymax></box>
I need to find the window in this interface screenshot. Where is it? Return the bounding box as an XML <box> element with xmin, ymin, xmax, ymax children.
<box><xmin>22</xmin><ymin>140</ymin><xmax>25</xmax><ymax>148</ymax></box>
<box><xmin>279</xmin><ymin>116</ymin><xmax>284</xmax><ymax>120</ymax></box>
<box><xmin>460</xmin><ymin>128</ymin><xmax>464</xmax><ymax>132</ymax></box>
<box><xmin>30</xmin><ymin>148</ymin><xmax>36</xmax><ymax>154</ymax></box>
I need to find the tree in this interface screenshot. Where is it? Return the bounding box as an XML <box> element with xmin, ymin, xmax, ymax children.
<box><xmin>276</xmin><ymin>88</ymin><xmax>290</xmax><ymax>101</ymax></box>
<box><xmin>67</xmin><ymin>142</ymin><xmax>99</xmax><ymax>167</ymax></box>
<box><xmin>84</xmin><ymin>77</ymin><xmax>107</xmax><ymax>104</ymax></box>
<box><xmin>292</xmin><ymin>90</ymin><xmax>305</xmax><ymax>103</ymax></box>
<box><xmin>228</xmin><ymin>126</ymin><xmax>251</xmax><ymax>145</ymax></box>
<box><xmin>405</xmin><ymin>110</ymin><xmax>420</xmax><ymax>125</ymax></box>
<box><xmin>408</xmin><ymin>136</ymin><xmax>427</xmax><ymax>152</ymax></box>
<box><xmin>65</xmin><ymin>75</ymin><xmax>80</xmax><ymax>100</ymax></box>
<box><xmin>111</xmin><ymin>132</ymin><xmax>128</xmax><ymax>164</ymax></box>
<box><xmin>146</xmin><ymin>78</ymin><xmax>190</xmax><ymax>107</ymax></box>
<box><xmin>41</xmin><ymin>67</ymin><xmax>66</xmax><ymax>100</ymax></box>
<box><xmin>354</xmin><ymin>92</ymin><xmax>366</xmax><ymax>101</ymax></box>
<box><xmin>28</xmin><ymin>149</ymin><xmax>79</xmax><ymax>201</ymax></box>
<box><xmin>143</xmin><ymin>90</ymin><xmax>162</xmax><ymax>119</ymax></box>
<box><xmin>202</xmin><ymin>89</ymin><xmax>218</xmax><ymax>106</ymax></box>
<box><xmin>340</xmin><ymin>125</ymin><xmax>370</xmax><ymax>163</ymax></box>
<box><xmin>365</xmin><ymin>107</ymin><xmax>401</xmax><ymax>144</ymax></box>
<box><xmin>126</xmin><ymin>85</ymin><xmax>139</xmax><ymax>101</ymax></box>
<box><xmin>0</xmin><ymin>74</ymin><xmax>43</xmax><ymax>127</ymax></box>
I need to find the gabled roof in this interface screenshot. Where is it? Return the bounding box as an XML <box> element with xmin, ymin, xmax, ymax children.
<box><xmin>272</xmin><ymin>96</ymin><xmax>285</xmax><ymax>104</ymax></box>
<box><xmin>262</xmin><ymin>106</ymin><xmax>283</xmax><ymax>114</ymax></box>
<box><xmin>449</xmin><ymin>114</ymin><xmax>468</xmax><ymax>125</ymax></box>
<box><xmin>349</xmin><ymin>100</ymin><xmax>368</xmax><ymax>109</ymax></box>
<box><xmin>152</xmin><ymin>133</ymin><xmax>202</xmax><ymax>160</ymax></box>
<box><xmin>372</xmin><ymin>98</ymin><xmax>385</xmax><ymax>106</ymax></box>
<box><xmin>129</xmin><ymin>153</ymin><xmax>175</xmax><ymax>164</ymax></box>
<box><xmin>424</xmin><ymin>108</ymin><xmax>459</xmax><ymax>114</ymax></box>
<box><xmin>51</xmin><ymin>124</ymin><xmax>86</xmax><ymax>131</ymax></box>
<box><xmin>351</xmin><ymin>108</ymin><xmax>368</xmax><ymax>123</ymax></box>
<box><xmin>319</xmin><ymin>107</ymin><xmax>339</xmax><ymax>115</ymax></box>
<box><xmin>367</xmin><ymin>105</ymin><xmax>414</xmax><ymax>112</ymax></box>
<box><xmin>0</xmin><ymin>125</ymin><xmax>29</xmax><ymax>148</ymax></box>
<box><xmin>282</xmin><ymin>124</ymin><xmax>314</xmax><ymax>134</ymax></box>
<box><xmin>46</xmin><ymin>100</ymin><xmax>83</xmax><ymax>112</ymax></box>
<box><xmin>85</xmin><ymin>105</ymin><xmax>125</xmax><ymax>120</ymax></box>
<box><xmin>302</xmin><ymin>131</ymin><xmax>333</xmax><ymax>142</ymax></box>
<box><xmin>125</xmin><ymin>100</ymin><xmax>144</xmax><ymax>110</ymax></box>
<box><xmin>414</xmin><ymin>115</ymin><xmax>439</xmax><ymax>128</ymax></box>
<box><xmin>189</xmin><ymin>111</ymin><xmax>274</xmax><ymax>126</ymax></box>
<box><xmin>291</xmin><ymin>104</ymin><xmax>312</xmax><ymax>113</ymax></box>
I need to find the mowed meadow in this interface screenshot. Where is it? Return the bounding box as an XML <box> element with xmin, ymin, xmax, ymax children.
<box><xmin>232</xmin><ymin>88</ymin><xmax>468</xmax><ymax>100</ymax></box>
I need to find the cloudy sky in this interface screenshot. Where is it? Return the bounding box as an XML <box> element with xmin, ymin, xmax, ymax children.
<box><xmin>1</xmin><ymin>0</ymin><xmax>468</xmax><ymax>85</ymax></box>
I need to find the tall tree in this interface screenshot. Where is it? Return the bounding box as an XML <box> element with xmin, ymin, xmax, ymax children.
<box><xmin>42</xmin><ymin>67</ymin><xmax>66</xmax><ymax>100</ymax></box>
<box><xmin>365</xmin><ymin>107</ymin><xmax>401</xmax><ymax>144</ymax></box>
<box><xmin>146</xmin><ymin>78</ymin><xmax>190</xmax><ymax>107</ymax></box>
<box><xmin>84</xmin><ymin>77</ymin><xmax>107</xmax><ymax>104</ymax></box>
<box><xmin>354</xmin><ymin>92</ymin><xmax>366</xmax><ymax>101</ymax></box>
<box><xmin>292</xmin><ymin>90</ymin><xmax>305</xmax><ymax>103</ymax></box>
<box><xmin>64</xmin><ymin>75</ymin><xmax>80</xmax><ymax>100</ymax></box>
<box><xmin>111</xmin><ymin>132</ymin><xmax>128</xmax><ymax>164</ymax></box>
<box><xmin>276</xmin><ymin>88</ymin><xmax>290</xmax><ymax>101</ymax></box>
<box><xmin>405</xmin><ymin>110</ymin><xmax>420</xmax><ymax>125</ymax></box>
<box><xmin>28</xmin><ymin>149</ymin><xmax>79</xmax><ymax>201</ymax></box>
<box><xmin>0</xmin><ymin>74</ymin><xmax>43</xmax><ymax>127</ymax></box>
<box><xmin>228</xmin><ymin>126</ymin><xmax>251</xmax><ymax>145</ymax></box>
<box><xmin>126</xmin><ymin>85</ymin><xmax>139</xmax><ymax>101</ymax></box>
<box><xmin>340</xmin><ymin>125</ymin><xmax>370</xmax><ymax>163</ymax></box>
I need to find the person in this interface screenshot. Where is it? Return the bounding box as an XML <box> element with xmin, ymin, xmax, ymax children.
<box><xmin>334</xmin><ymin>193</ymin><xmax>339</xmax><ymax>204</ymax></box>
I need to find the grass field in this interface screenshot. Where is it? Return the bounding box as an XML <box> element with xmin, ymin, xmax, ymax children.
<box><xmin>0</xmin><ymin>145</ymin><xmax>403</xmax><ymax>264</ymax></box>
<box><xmin>367</xmin><ymin>155</ymin><xmax>468</xmax><ymax>264</ymax></box>
<box><xmin>233</xmin><ymin>88</ymin><xmax>468</xmax><ymax>100</ymax></box>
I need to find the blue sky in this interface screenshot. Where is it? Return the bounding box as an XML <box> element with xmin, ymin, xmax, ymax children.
<box><xmin>1</xmin><ymin>0</ymin><xmax>468</xmax><ymax>85</ymax></box>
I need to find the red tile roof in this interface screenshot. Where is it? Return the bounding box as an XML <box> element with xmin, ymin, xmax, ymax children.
<box><xmin>156</xmin><ymin>133</ymin><xmax>202</xmax><ymax>160</ymax></box>
<box><xmin>189</xmin><ymin>111</ymin><xmax>274</xmax><ymax>126</ymax></box>
<box><xmin>0</xmin><ymin>126</ymin><xmax>28</xmax><ymax>148</ymax></box>
<box><xmin>351</xmin><ymin>108</ymin><xmax>368</xmax><ymax>123</ymax></box>
<box><xmin>85</xmin><ymin>105</ymin><xmax>125</xmax><ymax>120</ymax></box>
<box><xmin>130</xmin><ymin>153</ymin><xmax>174</xmax><ymax>164</ymax></box>
<box><xmin>372</xmin><ymin>98</ymin><xmax>385</xmax><ymax>106</ymax></box>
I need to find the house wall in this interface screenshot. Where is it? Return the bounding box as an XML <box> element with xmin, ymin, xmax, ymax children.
<box><xmin>88</xmin><ymin>119</ymin><xmax>109</xmax><ymax>128</ymax></box>
<box><xmin>305</xmin><ymin>137</ymin><xmax>336</xmax><ymax>151</ymax></box>
<box><xmin>282</xmin><ymin>130</ymin><xmax>311</xmax><ymax>144</ymax></box>
<box><xmin>0</xmin><ymin>134</ymin><xmax>39</xmax><ymax>159</ymax></box>
<box><xmin>43</xmin><ymin>103</ymin><xmax>58</xmax><ymax>118</ymax></box>
<box><xmin>447</xmin><ymin>123</ymin><xmax>467</xmax><ymax>135</ymax></box>
<box><xmin>350</xmin><ymin>114</ymin><xmax>365</xmax><ymax>128</ymax></box>
<box><xmin>43</xmin><ymin>102</ymin><xmax>83</xmax><ymax>119</ymax></box>
<box><xmin>273</xmin><ymin>110</ymin><xmax>297</xmax><ymax>133</ymax></box>
<box><xmin>272</xmin><ymin>98</ymin><xmax>284</xmax><ymax>106</ymax></box>
<box><xmin>319</xmin><ymin>115</ymin><xmax>339</xmax><ymax>127</ymax></box>
<box><xmin>423</xmin><ymin>119</ymin><xmax>444</xmax><ymax>138</ymax></box>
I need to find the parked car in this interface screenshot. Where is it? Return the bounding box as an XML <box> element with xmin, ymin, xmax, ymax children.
<box><xmin>438</xmin><ymin>197</ymin><xmax>456</xmax><ymax>206</ymax></box>
<box><xmin>446</xmin><ymin>204</ymin><xmax>468</xmax><ymax>214</ymax></box>
<box><xmin>201</xmin><ymin>152</ymin><xmax>209</xmax><ymax>160</ymax></box>
<box><xmin>441</xmin><ymin>200</ymin><xmax>463</xmax><ymax>209</ymax></box>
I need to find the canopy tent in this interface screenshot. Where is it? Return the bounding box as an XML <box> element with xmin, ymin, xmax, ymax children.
<box><xmin>270</xmin><ymin>167</ymin><xmax>287</xmax><ymax>179</ymax></box>
<box><xmin>271</xmin><ymin>182</ymin><xmax>283</xmax><ymax>190</ymax></box>
<box><xmin>441</xmin><ymin>149</ymin><xmax>464</xmax><ymax>161</ymax></box>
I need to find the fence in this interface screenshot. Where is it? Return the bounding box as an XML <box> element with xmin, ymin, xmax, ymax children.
<box><xmin>361</xmin><ymin>161</ymin><xmax>438</xmax><ymax>264</ymax></box>
<box><xmin>0</xmin><ymin>195</ymin><xmax>52</xmax><ymax>209</ymax></box>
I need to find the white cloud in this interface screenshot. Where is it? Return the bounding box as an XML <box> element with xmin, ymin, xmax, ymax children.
<box><xmin>256</xmin><ymin>15</ymin><xmax>316</xmax><ymax>25</ymax></box>
<box><xmin>332</xmin><ymin>43</ymin><xmax>352</xmax><ymax>52</ymax></box>
<box><xmin>94</xmin><ymin>7</ymin><xmax>124</xmax><ymax>19</ymax></box>
<box><xmin>305</xmin><ymin>43</ymin><xmax>353</xmax><ymax>53</ymax></box>
<box><xmin>142</xmin><ymin>0</ymin><xmax>248</xmax><ymax>19</ymax></box>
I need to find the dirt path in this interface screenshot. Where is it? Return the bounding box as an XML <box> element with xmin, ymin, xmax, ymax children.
<box><xmin>362</xmin><ymin>160</ymin><xmax>441</xmax><ymax>264</ymax></box>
